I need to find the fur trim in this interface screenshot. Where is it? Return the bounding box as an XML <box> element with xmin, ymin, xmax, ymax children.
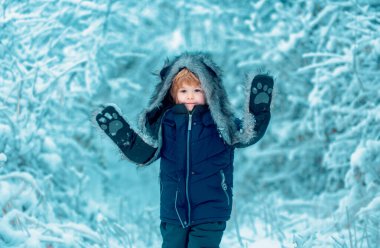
<box><xmin>233</xmin><ymin>73</ymin><xmax>258</xmax><ymax>144</ymax></box>
<box><xmin>138</xmin><ymin>52</ymin><xmax>258</xmax><ymax>147</ymax></box>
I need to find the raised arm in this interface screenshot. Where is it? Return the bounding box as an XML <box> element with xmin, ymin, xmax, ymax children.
<box><xmin>96</xmin><ymin>106</ymin><xmax>158</xmax><ymax>165</ymax></box>
<box><xmin>234</xmin><ymin>74</ymin><xmax>273</xmax><ymax>148</ymax></box>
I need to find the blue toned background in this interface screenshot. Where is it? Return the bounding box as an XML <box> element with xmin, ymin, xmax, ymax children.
<box><xmin>1</xmin><ymin>1</ymin><xmax>379</xmax><ymax>247</ymax></box>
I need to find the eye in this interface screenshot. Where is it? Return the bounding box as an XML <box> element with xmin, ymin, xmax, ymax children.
<box><xmin>194</xmin><ymin>89</ymin><xmax>203</xmax><ymax>93</ymax></box>
<box><xmin>179</xmin><ymin>89</ymin><xmax>187</xmax><ymax>93</ymax></box>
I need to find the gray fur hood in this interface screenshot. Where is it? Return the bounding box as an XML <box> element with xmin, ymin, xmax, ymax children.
<box><xmin>137</xmin><ymin>52</ymin><xmax>256</xmax><ymax>148</ymax></box>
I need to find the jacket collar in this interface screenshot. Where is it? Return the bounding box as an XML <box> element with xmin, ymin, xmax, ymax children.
<box><xmin>171</xmin><ymin>104</ymin><xmax>209</xmax><ymax>115</ymax></box>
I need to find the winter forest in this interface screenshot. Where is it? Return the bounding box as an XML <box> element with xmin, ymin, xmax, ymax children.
<box><xmin>0</xmin><ymin>0</ymin><xmax>379</xmax><ymax>247</ymax></box>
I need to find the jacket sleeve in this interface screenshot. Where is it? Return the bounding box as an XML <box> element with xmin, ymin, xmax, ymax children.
<box><xmin>95</xmin><ymin>105</ymin><xmax>158</xmax><ymax>165</ymax></box>
<box><xmin>118</xmin><ymin>130</ymin><xmax>158</xmax><ymax>165</ymax></box>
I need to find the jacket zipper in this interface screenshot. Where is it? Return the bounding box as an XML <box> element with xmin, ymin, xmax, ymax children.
<box><xmin>185</xmin><ymin>113</ymin><xmax>193</xmax><ymax>227</ymax></box>
<box><xmin>220</xmin><ymin>170</ymin><xmax>230</xmax><ymax>206</ymax></box>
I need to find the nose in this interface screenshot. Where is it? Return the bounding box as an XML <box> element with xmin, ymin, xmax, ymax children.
<box><xmin>187</xmin><ymin>92</ymin><xmax>194</xmax><ymax>99</ymax></box>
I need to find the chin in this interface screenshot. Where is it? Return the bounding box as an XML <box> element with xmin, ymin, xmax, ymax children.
<box><xmin>185</xmin><ymin>104</ymin><xmax>195</xmax><ymax>111</ymax></box>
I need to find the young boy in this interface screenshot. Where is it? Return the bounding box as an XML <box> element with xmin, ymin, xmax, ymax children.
<box><xmin>96</xmin><ymin>52</ymin><xmax>273</xmax><ymax>247</ymax></box>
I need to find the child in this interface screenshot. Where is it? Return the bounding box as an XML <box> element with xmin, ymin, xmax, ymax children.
<box><xmin>96</xmin><ymin>52</ymin><xmax>273</xmax><ymax>247</ymax></box>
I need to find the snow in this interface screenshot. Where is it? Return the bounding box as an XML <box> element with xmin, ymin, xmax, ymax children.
<box><xmin>0</xmin><ymin>153</ymin><xmax>7</xmax><ymax>163</ymax></box>
<box><xmin>250</xmin><ymin>238</ymin><xmax>282</xmax><ymax>248</ymax></box>
<box><xmin>0</xmin><ymin>172</ymin><xmax>42</xmax><ymax>195</ymax></box>
<box><xmin>0</xmin><ymin>181</ymin><xmax>12</xmax><ymax>206</ymax></box>
<box><xmin>39</xmin><ymin>153</ymin><xmax>63</xmax><ymax>172</ymax></box>
<box><xmin>59</xmin><ymin>222</ymin><xmax>102</xmax><ymax>243</ymax></box>
<box><xmin>166</xmin><ymin>29</ymin><xmax>184</xmax><ymax>51</ymax></box>
<box><xmin>42</xmin><ymin>136</ymin><xmax>58</xmax><ymax>152</ymax></box>
<box><xmin>24</xmin><ymin>230</ymin><xmax>42</xmax><ymax>248</ymax></box>
<box><xmin>358</xmin><ymin>196</ymin><xmax>380</xmax><ymax>215</ymax></box>
<box><xmin>350</xmin><ymin>146</ymin><xmax>366</xmax><ymax>167</ymax></box>
<box><xmin>1</xmin><ymin>0</ymin><xmax>379</xmax><ymax>247</ymax></box>
<box><xmin>278</xmin><ymin>31</ymin><xmax>305</xmax><ymax>53</ymax></box>
<box><xmin>0</xmin><ymin>125</ymin><xmax>12</xmax><ymax>137</ymax></box>
<box><xmin>372</xmin><ymin>38</ymin><xmax>380</xmax><ymax>53</ymax></box>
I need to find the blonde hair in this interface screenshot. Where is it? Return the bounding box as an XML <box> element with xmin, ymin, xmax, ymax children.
<box><xmin>170</xmin><ymin>68</ymin><xmax>201</xmax><ymax>103</ymax></box>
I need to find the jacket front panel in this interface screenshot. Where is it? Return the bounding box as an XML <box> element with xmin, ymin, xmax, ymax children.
<box><xmin>159</xmin><ymin>105</ymin><xmax>234</xmax><ymax>227</ymax></box>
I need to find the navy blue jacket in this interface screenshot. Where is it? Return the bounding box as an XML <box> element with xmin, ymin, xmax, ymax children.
<box><xmin>158</xmin><ymin>104</ymin><xmax>270</xmax><ymax>227</ymax></box>
<box><xmin>160</xmin><ymin>104</ymin><xmax>234</xmax><ymax>226</ymax></box>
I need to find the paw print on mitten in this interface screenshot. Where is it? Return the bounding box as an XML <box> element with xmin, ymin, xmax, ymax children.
<box><xmin>97</xmin><ymin>110</ymin><xmax>123</xmax><ymax>136</ymax></box>
<box><xmin>250</xmin><ymin>74</ymin><xmax>274</xmax><ymax>113</ymax></box>
<box><xmin>96</xmin><ymin>106</ymin><xmax>133</xmax><ymax>148</ymax></box>
<box><xmin>252</xmin><ymin>82</ymin><xmax>272</xmax><ymax>104</ymax></box>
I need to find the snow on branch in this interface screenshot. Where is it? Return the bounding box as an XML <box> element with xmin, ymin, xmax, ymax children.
<box><xmin>0</xmin><ymin>172</ymin><xmax>43</xmax><ymax>197</ymax></box>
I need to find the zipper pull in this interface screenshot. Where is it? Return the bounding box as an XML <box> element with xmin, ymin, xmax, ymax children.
<box><xmin>188</xmin><ymin>114</ymin><xmax>192</xmax><ymax>131</ymax></box>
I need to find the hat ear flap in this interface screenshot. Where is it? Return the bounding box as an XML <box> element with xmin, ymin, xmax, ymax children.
<box><xmin>160</xmin><ymin>66</ymin><xmax>170</xmax><ymax>81</ymax></box>
<box><xmin>159</xmin><ymin>58</ymin><xmax>172</xmax><ymax>81</ymax></box>
<box><xmin>202</xmin><ymin>61</ymin><xmax>219</xmax><ymax>79</ymax></box>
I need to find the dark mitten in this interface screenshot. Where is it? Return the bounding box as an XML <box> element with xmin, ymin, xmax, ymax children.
<box><xmin>249</xmin><ymin>74</ymin><xmax>274</xmax><ymax>114</ymax></box>
<box><xmin>96</xmin><ymin>106</ymin><xmax>136</xmax><ymax>150</ymax></box>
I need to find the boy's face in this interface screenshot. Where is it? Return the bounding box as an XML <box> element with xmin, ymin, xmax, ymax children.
<box><xmin>176</xmin><ymin>84</ymin><xmax>206</xmax><ymax>111</ymax></box>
